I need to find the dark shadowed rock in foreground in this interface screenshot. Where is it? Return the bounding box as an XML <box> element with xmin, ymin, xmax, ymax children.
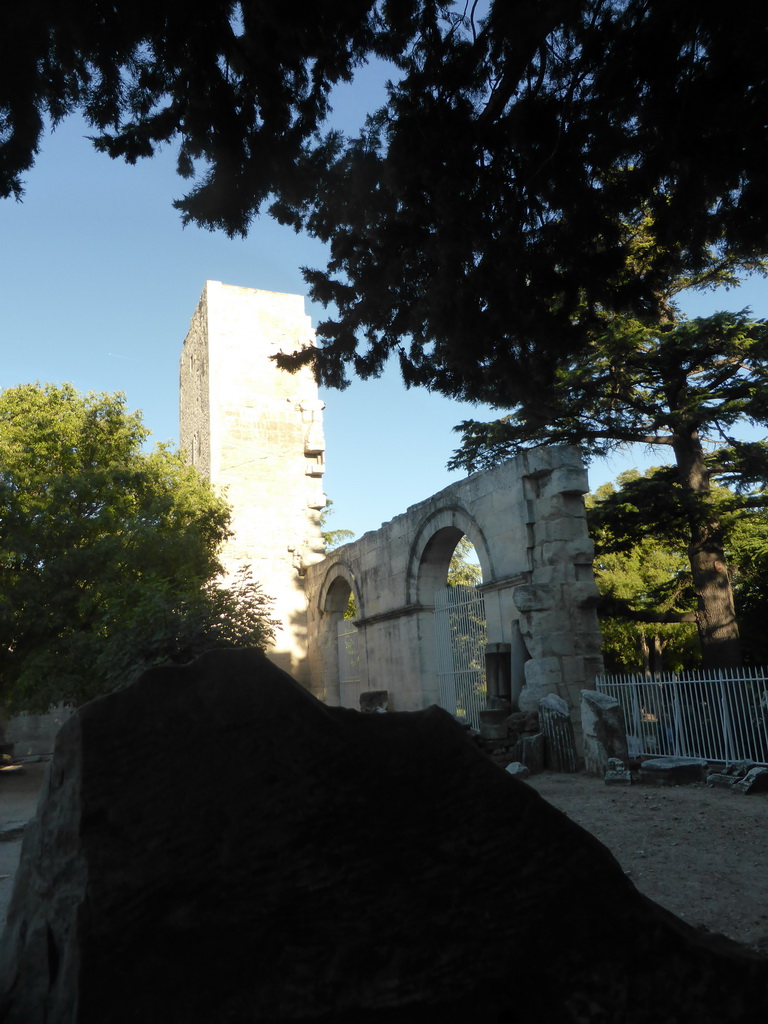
<box><xmin>1</xmin><ymin>650</ymin><xmax>765</xmax><ymax>1023</ymax></box>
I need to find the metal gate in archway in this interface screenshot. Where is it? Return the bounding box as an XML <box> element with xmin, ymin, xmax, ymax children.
<box><xmin>337</xmin><ymin>619</ymin><xmax>361</xmax><ymax>706</ymax></box>
<box><xmin>434</xmin><ymin>585</ymin><xmax>487</xmax><ymax>729</ymax></box>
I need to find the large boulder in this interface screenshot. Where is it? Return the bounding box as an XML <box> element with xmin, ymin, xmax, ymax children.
<box><xmin>1</xmin><ymin>650</ymin><xmax>765</xmax><ymax>1023</ymax></box>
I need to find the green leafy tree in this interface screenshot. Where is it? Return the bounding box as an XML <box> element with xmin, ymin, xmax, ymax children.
<box><xmin>318</xmin><ymin>501</ymin><xmax>357</xmax><ymax>617</ymax></box>
<box><xmin>0</xmin><ymin>383</ymin><xmax>277</xmax><ymax>711</ymax></box>
<box><xmin>451</xmin><ymin>232</ymin><xmax>768</xmax><ymax>669</ymax></box>
<box><xmin>5</xmin><ymin>4</ymin><xmax>768</xmax><ymax>666</ymax></box>
<box><xmin>587</xmin><ymin>469</ymin><xmax>768</xmax><ymax>670</ymax></box>
<box><xmin>448</xmin><ymin>536</ymin><xmax>482</xmax><ymax>588</ymax></box>
<box><xmin>319</xmin><ymin>500</ymin><xmax>355</xmax><ymax>552</ymax></box>
<box><xmin>3</xmin><ymin>4</ymin><xmax>768</xmax><ymax>398</ymax></box>
<box><xmin>587</xmin><ymin>475</ymin><xmax>700</xmax><ymax>673</ymax></box>
<box><xmin>721</xmin><ymin>507</ymin><xmax>768</xmax><ymax>666</ymax></box>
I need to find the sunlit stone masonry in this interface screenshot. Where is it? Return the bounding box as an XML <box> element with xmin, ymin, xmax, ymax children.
<box><xmin>179</xmin><ymin>281</ymin><xmax>603</xmax><ymax>747</ymax></box>
<box><xmin>179</xmin><ymin>281</ymin><xmax>327</xmax><ymax>685</ymax></box>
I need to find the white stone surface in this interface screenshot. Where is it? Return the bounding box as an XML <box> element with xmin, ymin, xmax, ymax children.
<box><xmin>179</xmin><ymin>282</ymin><xmax>326</xmax><ymax>685</ymax></box>
<box><xmin>305</xmin><ymin>449</ymin><xmax>604</xmax><ymax>750</ymax></box>
<box><xmin>580</xmin><ymin>689</ymin><xmax>629</xmax><ymax>776</ymax></box>
<box><xmin>179</xmin><ymin>283</ymin><xmax>603</xmax><ymax>749</ymax></box>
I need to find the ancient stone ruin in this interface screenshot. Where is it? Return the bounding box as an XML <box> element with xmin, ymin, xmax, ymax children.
<box><xmin>180</xmin><ymin>282</ymin><xmax>603</xmax><ymax>748</ymax></box>
<box><xmin>1</xmin><ymin>650</ymin><xmax>765</xmax><ymax>1023</ymax></box>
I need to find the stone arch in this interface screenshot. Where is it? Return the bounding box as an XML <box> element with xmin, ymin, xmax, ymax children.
<box><xmin>403</xmin><ymin>507</ymin><xmax>495</xmax><ymax>722</ymax></box>
<box><xmin>406</xmin><ymin>505</ymin><xmax>493</xmax><ymax>607</ymax></box>
<box><xmin>318</xmin><ymin>560</ymin><xmax>363</xmax><ymax>618</ymax></box>
<box><xmin>315</xmin><ymin>560</ymin><xmax>365</xmax><ymax>708</ymax></box>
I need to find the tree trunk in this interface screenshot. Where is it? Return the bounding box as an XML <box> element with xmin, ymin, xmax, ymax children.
<box><xmin>639</xmin><ymin>632</ymin><xmax>651</xmax><ymax>678</ymax></box>
<box><xmin>650</xmin><ymin>635</ymin><xmax>665</xmax><ymax>675</ymax></box>
<box><xmin>672</xmin><ymin>428</ymin><xmax>741</xmax><ymax>669</ymax></box>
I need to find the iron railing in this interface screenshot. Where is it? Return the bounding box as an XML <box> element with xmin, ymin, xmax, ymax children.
<box><xmin>434</xmin><ymin>585</ymin><xmax>487</xmax><ymax>729</ymax></box>
<box><xmin>596</xmin><ymin>668</ymin><xmax>768</xmax><ymax>766</ymax></box>
<box><xmin>337</xmin><ymin>620</ymin><xmax>361</xmax><ymax>706</ymax></box>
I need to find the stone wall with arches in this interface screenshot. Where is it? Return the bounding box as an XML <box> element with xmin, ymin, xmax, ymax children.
<box><xmin>174</xmin><ymin>281</ymin><xmax>602</xmax><ymax>748</ymax></box>
<box><xmin>304</xmin><ymin>445</ymin><xmax>603</xmax><ymax>732</ymax></box>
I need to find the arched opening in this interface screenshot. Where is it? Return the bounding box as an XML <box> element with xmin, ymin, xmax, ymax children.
<box><xmin>321</xmin><ymin>571</ymin><xmax>361</xmax><ymax>708</ymax></box>
<box><xmin>430</xmin><ymin>531</ymin><xmax>487</xmax><ymax>729</ymax></box>
<box><xmin>448</xmin><ymin>535</ymin><xmax>483</xmax><ymax>587</ymax></box>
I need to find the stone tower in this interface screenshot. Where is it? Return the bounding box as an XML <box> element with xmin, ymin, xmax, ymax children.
<box><xmin>179</xmin><ymin>281</ymin><xmax>326</xmax><ymax>685</ymax></box>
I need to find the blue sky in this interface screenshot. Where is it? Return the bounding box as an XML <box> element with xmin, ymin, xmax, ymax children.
<box><xmin>2</xmin><ymin>113</ymin><xmax>767</xmax><ymax>541</ymax></box>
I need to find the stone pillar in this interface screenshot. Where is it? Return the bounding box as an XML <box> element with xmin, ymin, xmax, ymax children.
<box><xmin>512</xmin><ymin>447</ymin><xmax>605</xmax><ymax>755</ymax></box>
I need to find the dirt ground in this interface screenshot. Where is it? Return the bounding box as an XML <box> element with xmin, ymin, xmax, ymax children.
<box><xmin>526</xmin><ymin>771</ymin><xmax>768</xmax><ymax>952</ymax></box>
<box><xmin>2</xmin><ymin>764</ymin><xmax>768</xmax><ymax>953</ymax></box>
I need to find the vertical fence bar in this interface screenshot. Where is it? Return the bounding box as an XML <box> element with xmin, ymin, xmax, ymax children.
<box><xmin>434</xmin><ymin>585</ymin><xmax>487</xmax><ymax>730</ymax></box>
<box><xmin>337</xmin><ymin>620</ymin><xmax>361</xmax><ymax>707</ymax></box>
<box><xmin>596</xmin><ymin>668</ymin><xmax>768</xmax><ymax>766</ymax></box>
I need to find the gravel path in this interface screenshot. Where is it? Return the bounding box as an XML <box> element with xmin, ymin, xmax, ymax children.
<box><xmin>526</xmin><ymin>771</ymin><xmax>768</xmax><ymax>952</ymax></box>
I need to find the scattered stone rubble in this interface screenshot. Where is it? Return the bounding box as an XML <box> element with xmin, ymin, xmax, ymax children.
<box><xmin>706</xmin><ymin>761</ymin><xmax>768</xmax><ymax>794</ymax></box>
<box><xmin>472</xmin><ymin>705</ymin><xmax>546</xmax><ymax>772</ymax></box>
<box><xmin>601</xmin><ymin>755</ymin><xmax>768</xmax><ymax>793</ymax></box>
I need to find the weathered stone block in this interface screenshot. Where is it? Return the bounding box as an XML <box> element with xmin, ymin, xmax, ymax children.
<box><xmin>581</xmin><ymin>690</ymin><xmax>629</xmax><ymax>777</ymax></box>
<box><xmin>539</xmin><ymin>693</ymin><xmax>578</xmax><ymax>773</ymax></box>
<box><xmin>521</xmin><ymin>444</ymin><xmax>576</xmax><ymax>477</ymax></box>
<box><xmin>525</xmin><ymin>631</ymin><xmax>579</xmax><ymax>660</ymax></box>
<box><xmin>546</xmin><ymin>465</ymin><xmax>591</xmax><ymax>497</ymax></box>
<box><xmin>706</xmin><ymin>773</ymin><xmax>737</xmax><ymax>790</ymax></box>
<box><xmin>512</xmin><ymin>584</ymin><xmax>554</xmax><ymax>613</ymax></box>
<box><xmin>638</xmin><ymin>756</ymin><xmax>708</xmax><ymax>787</ymax></box>
<box><xmin>539</xmin><ymin>518</ymin><xmax>589</xmax><ymax>544</ymax></box>
<box><xmin>717</xmin><ymin>760</ymin><xmax>757</xmax><ymax>779</ymax></box>
<box><xmin>572</xmin><ymin>630</ymin><xmax>605</xmax><ymax>656</ymax></box>
<box><xmin>732</xmin><ymin>766</ymin><xmax>768</xmax><ymax>794</ymax></box>
<box><xmin>509</xmin><ymin>732</ymin><xmax>546</xmax><ymax>773</ymax></box>
<box><xmin>568</xmin><ymin>580</ymin><xmax>602</xmax><ymax>608</ymax></box>
<box><xmin>518</xmin><ymin>657</ymin><xmax>562</xmax><ymax>713</ymax></box>
<box><xmin>516</xmin><ymin>609</ymin><xmax>568</xmax><ymax>638</ymax></box>
<box><xmin>359</xmin><ymin>690</ymin><xmax>389</xmax><ymax>713</ymax></box>
<box><xmin>478</xmin><ymin>709</ymin><xmax>509</xmax><ymax>740</ymax></box>
<box><xmin>1</xmin><ymin>650</ymin><xmax>765</xmax><ymax>1024</ymax></box>
<box><xmin>528</xmin><ymin>564</ymin><xmax>576</xmax><ymax>585</ymax></box>
<box><xmin>506</xmin><ymin>711</ymin><xmax>527</xmax><ymax>738</ymax></box>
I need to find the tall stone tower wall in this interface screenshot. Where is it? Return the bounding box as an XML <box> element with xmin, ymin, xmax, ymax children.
<box><xmin>179</xmin><ymin>281</ymin><xmax>326</xmax><ymax>685</ymax></box>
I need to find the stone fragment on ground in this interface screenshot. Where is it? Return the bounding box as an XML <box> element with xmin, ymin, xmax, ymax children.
<box><xmin>732</xmin><ymin>766</ymin><xmax>768</xmax><ymax>794</ymax></box>
<box><xmin>580</xmin><ymin>689</ymin><xmax>629</xmax><ymax>776</ymax></box>
<box><xmin>706</xmin><ymin>761</ymin><xmax>758</xmax><ymax>790</ymax></box>
<box><xmin>603</xmin><ymin>757</ymin><xmax>632</xmax><ymax>786</ymax></box>
<box><xmin>510</xmin><ymin>731</ymin><xmax>545</xmax><ymax>773</ymax></box>
<box><xmin>0</xmin><ymin>824</ymin><xmax>27</xmax><ymax>843</ymax></box>
<box><xmin>538</xmin><ymin>692</ymin><xmax>578</xmax><ymax>772</ymax></box>
<box><xmin>1</xmin><ymin>649</ymin><xmax>766</xmax><ymax>1024</ymax></box>
<box><xmin>638</xmin><ymin>756</ymin><xmax>709</xmax><ymax>786</ymax></box>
